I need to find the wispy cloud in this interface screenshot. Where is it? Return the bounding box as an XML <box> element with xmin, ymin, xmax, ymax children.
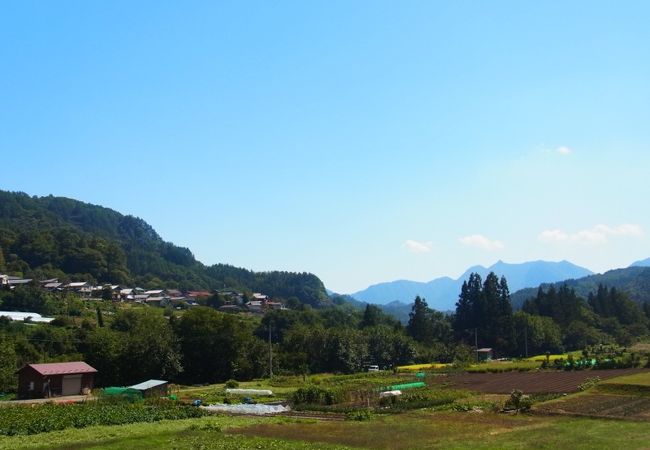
<box><xmin>458</xmin><ymin>234</ymin><xmax>504</xmax><ymax>251</ymax></box>
<box><xmin>540</xmin><ymin>145</ymin><xmax>573</xmax><ymax>156</ymax></box>
<box><xmin>403</xmin><ymin>239</ymin><xmax>433</xmax><ymax>254</ymax></box>
<box><xmin>538</xmin><ymin>224</ymin><xmax>644</xmax><ymax>244</ymax></box>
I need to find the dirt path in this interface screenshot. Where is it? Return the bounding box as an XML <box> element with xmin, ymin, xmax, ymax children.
<box><xmin>0</xmin><ymin>395</ymin><xmax>92</xmax><ymax>406</ymax></box>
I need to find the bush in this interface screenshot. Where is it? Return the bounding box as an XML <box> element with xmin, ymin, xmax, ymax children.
<box><xmin>345</xmin><ymin>409</ymin><xmax>373</xmax><ymax>421</ymax></box>
<box><xmin>578</xmin><ymin>377</ymin><xmax>601</xmax><ymax>391</ymax></box>
<box><xmin>224</xmin><ymin>379</ymin><xmax>239</xmax><ymax>389</ymax></box>
<box><xmin>504</xmin><ymin>389</ymin><xmax>531</xmax><ymax>413</ymax></box>
<box><xmin>290</xmin><ymin>385</ymin><xmax>344</xmax><ymax>406</ymax></box>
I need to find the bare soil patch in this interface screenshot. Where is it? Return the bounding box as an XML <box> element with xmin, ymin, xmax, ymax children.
<box><xmin>534</xmin><ymin>393</ymin><xmax>650</xmax><ymax>420</ymax></box>
<box><xmin>430</xmin><ymin>369</ymin><xmax>648</xmax><ymax>394</ymax></box>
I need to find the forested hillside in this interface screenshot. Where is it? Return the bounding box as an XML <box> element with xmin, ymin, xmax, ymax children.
<box><xmin>511</xmin><ymin>267</ymin><xmax>650</xmax><ymax>309</ymax></box>
<box><xmin>0</xmin><ymin>191</ymin><xmax>328</xmax><ymax>306</ymax></box>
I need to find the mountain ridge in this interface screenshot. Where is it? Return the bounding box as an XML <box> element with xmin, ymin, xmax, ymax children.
<box><xmin>510</xmin><ymin>266</ymin><xmax>650</xmax><ymax>309</ymax></box>
<box><xmin>350</xmin><ymin>260</ymin><xmax>594</xmax><ymax>310</ymax></box>
<box><xmin>0</xmin><ymin>190</ymin><xmax>329</xmax><ymax>307</ymax></box>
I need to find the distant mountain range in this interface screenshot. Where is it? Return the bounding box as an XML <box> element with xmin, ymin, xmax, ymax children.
<box><xmin>630</xmin><ymin>257</ymin><xmax>650</xmax><ymax>268</ymax></box>
<box><xmin>350</xmin><ymin>260</ymin><xmax>594</xmax><ymax>311</ymax></box>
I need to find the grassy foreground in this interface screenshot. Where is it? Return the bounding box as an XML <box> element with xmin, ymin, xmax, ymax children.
<box><xmin>1</xmin><ymin>410</ymin><xmax>649</xmax><ymax>450</ymax></box>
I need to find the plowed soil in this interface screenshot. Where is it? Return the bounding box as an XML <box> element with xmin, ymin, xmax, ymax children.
<box><xmin>431</xmin><ymin>368</ymin><xmax>649</xmax><ymax>393</ymax></box>
<box><xmin>534</xmin><ymin>393</ymin><xmax>650</xmax><ymax>420</ymax></box>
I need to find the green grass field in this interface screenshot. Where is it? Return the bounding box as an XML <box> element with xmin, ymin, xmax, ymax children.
<box><xmin>600</xmin><ymin>371</ymin><xmax>650</xmax><ymax>387</ymax></box>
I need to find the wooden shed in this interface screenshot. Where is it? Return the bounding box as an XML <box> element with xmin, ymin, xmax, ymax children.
<box><xmin>477</xmin><ymin>348</ymin><xmax>494</xmax><ymax>362</ymax></box>
<box><xmin>17</xmin><ymin>362</ymin><xmax>97</xmax><ymax>399</ymax></box>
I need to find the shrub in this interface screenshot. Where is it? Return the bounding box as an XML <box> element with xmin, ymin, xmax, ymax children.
<box><xmin>345</xmin><ymin>409</ymin><xmax>373</xmax><ymax>421</ymax></box>
<box><xmin>290</xmin><ymin>385</ymin><xmax>344</xmax><ymax>405</ymax></box>
<box><xmin>225</xmin><ymin>379</ymin><xmax>239</xmax><ymax>389</ymax></box>
<box><xmin>578</xmin><ymin>377</ymin><xmax>601</xmax><ymax>391</ymax></box>
<box><xmin>504</xmin><ymin>389</ymin><xmax>531</xmax><ymax>413</ymax></box>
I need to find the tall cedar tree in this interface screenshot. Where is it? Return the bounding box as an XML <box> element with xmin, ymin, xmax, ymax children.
<box><xmin>407</xmin><ymin>296</ymin><xmax>432</xmax><ymax>343</ymax></box>
<box><xmin>452</xmin><ymin>272</ymin><xmax>515</xmax><ymax>355</ymax></box>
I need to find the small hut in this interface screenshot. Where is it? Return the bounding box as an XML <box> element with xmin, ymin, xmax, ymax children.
<box><xmin>129</xmin><ymin>379</ymin><xmax>169</xmax><ymax>397</ymax></box>
<box><xmin>477</xmin><ymin>348</ymin><xmax>494</xmax><ymax>362</ymax></box>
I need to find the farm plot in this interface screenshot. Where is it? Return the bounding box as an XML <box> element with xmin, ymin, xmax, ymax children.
<box><xmin>534</xmin><ymin>393</ymin><xmax>650</xmax><ymax>420</ymax></box>
<box><xmin>432</xmin><ymin>369</ymin><xmax>648</xmax><ymax>393</ymax></box>
<box><xmin>534</xmin><ymin>370</ymin><xmax>650</xmax><ymax>420</ymax></box>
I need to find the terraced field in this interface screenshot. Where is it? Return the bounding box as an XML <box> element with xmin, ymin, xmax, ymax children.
<box><xmin>534</xmin><ymin>370</ymin><xmax>650</xmax><ymax>420</ymax></box>
<box><xmin>431</xmin><ymin>368</ymin><xmax>648</xmax><ymax>393</ymax></box>
<box><xmin>535</xmin><ymin>393</ymin><xmax>650</xmax><ymax>419</ymax></box>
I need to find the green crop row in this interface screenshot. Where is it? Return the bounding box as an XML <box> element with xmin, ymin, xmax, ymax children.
<box><xmin>0</xmin><ymin>399</ymin><xmax>205</xmax><ymax>436</ymax></box>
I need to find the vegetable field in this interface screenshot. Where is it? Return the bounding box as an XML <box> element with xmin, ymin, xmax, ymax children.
<box><xmin>0</xmin><ymin>400</ymin><xmax>205</xmax><ymax>436</ymax></box>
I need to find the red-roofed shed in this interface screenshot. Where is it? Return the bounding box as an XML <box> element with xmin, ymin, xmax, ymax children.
<box><xmin>17</xmin><ymin>362</ymin><xmax>97</xmax><ymax>399</ymax></box>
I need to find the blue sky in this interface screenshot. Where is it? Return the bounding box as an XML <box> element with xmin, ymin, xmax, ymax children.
<box><xmin>1</xmin><ymin>1</ymin><xmax>649</xmax><ymax>293</ymax></box>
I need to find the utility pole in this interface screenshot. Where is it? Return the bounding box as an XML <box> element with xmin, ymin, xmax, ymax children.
<box><xmin>268</xmin><ymin>322</ymin><xmax>273</xmax><ymax>378</ymax></box>
<box><xmin>474</xmin><ymin>328</ymin><xmax>479</xmax><ymax>363</ymax></box>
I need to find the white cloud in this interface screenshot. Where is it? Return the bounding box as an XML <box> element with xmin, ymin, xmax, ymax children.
<box><xmin>540</xmin><ymin>145</ymin><xmax>572</xmax><ymax>156</ymax></box>
<box><xmin>458</xmin><ymin>234</ymin><xmax>504</xmax><ymax>251</ymax></box>
<box><xmin>403</xmin><ymin>239</ymin><xmax>433</xmax><ymax>254</ymax></box>
<box><xmin>593</xmin><ymin>224</ymin><xmax>644</xmax><ymax>237</ymax></box>
<box><xmin>538</xmin><ymin>224</ymin><xmax>644</xmax><ymax>244</ymax></box>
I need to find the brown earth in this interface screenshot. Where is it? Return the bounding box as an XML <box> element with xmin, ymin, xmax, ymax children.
<box><xmin>534</xmin><ymin>393</ymin><xmax>650</xmax><ymax>420</ymax></box>
<box><xmin>430</xmin><ymin>368</ymin><xmax>649</xmax><ymax>394</ymax></box>
<box><xmin>229</xmin><ymin>412</ymin><xmax>548</xmax><ymax>450</ymax></box>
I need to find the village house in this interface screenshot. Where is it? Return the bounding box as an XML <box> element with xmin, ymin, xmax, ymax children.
<box><xmin>65</xmin><ymin>281</ymin><xmax>92</xmax><ymax>297</ymax></box>
<box><xmin>1</xmin><ymin>274</ymin><xmax>34</xmax><ymax>289</ymax></box>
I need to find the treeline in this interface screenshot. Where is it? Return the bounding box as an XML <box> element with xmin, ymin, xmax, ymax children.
<box><xmin>447</xmin><ymin>272</ymin><xmax>650</xmax><ymax>356</ymax></box>
<box><xmin>0</xmin><ymin>290</ymin><xmax>423</xmax><ymax>390</ymax></box>
<box><xmin>0</xmin><ymin>271</ymin><xmax>649</xmax><ymax>393</ymax></box>
<box><xmin>522</xmin><ymin>284</ymin><xmax>650</xmax><ymax>349</ymax></box>
<box><xmin>0</xmin><ymin>191</ymin><xmax>328</xmax><ymax>306</ymax></box>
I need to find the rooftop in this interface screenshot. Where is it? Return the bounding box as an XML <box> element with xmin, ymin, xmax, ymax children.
<box><xmin>129</xmin><ymin>379</ymin><xmax>168</xmax><ymax>391</ymax></box>
<box><xmin>25</xmin><ymin>361</ymin><xmax>97</xmax><ymax>376</ymax></box>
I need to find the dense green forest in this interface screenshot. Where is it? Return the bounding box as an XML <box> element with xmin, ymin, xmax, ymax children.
<box><xmin>0</xmin><ymin>191</ymin><xmax>328</xmax><ymax>306</ymax></box>
<box><xmin>511</xmin><ymin>266</ymin><xmax>650</xmax><ymax>308</ymax></box>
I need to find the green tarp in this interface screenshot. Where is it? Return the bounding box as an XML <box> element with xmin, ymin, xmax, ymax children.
<box><xmin>102</xmin><ymin>387</ymin><xmax>143</xmax><ymax>400</ymax></box>
<box><xmin>379</xmin><ymin>382</ymin><xmax>426</xmax><ymax>392</ymax></box>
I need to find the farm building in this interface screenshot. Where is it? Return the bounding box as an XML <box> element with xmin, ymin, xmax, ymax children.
<box><xmin>477</xmin><ymin>348</ymin><xmax>494</xmax><ymax>362</ymax></box>
<box><xmin>17</xmin><ymin>361</ymin><xmax>97</xmax><ymax>399</ymax></box>
<box><xmin>129</xmin><ymin>379</ymin><xmax>169</xmax><ymax>397</ymax></box>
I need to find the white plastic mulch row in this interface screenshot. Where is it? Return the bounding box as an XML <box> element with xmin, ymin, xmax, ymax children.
<box><xmin>201</xmin><ymin>403</ymin><xmax>290</xmax><ymax>415</ymax></box>
<box><xmin>225</xmin><ymin>388</ymin><xmax>273</xmax><ymax>396</ymax></box>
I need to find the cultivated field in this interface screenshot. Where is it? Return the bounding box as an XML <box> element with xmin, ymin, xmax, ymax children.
<box><xmin>2</xmin><ymin>368</ymin><xmax>649</xmax><ymax>448</ymax></box>
<box><xmin>2</xmin><ymin>410</ymin><xmax>650</xmax><ymax>449</ymax></box>
<box><xmin>431</xmin><ymin>368</ymin><xmax>649</xmax><ymax>393</ymax></box>
<box><xmin>534</xmin><ymin>370</ymin><xmax>650</xmax><ymax>420</ymax></box>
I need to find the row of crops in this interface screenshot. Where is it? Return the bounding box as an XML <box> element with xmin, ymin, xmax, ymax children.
<box><xmin>0</xmin><ymin>399</ymin><xmax>206</xmax><ymax>436</ymax></box>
